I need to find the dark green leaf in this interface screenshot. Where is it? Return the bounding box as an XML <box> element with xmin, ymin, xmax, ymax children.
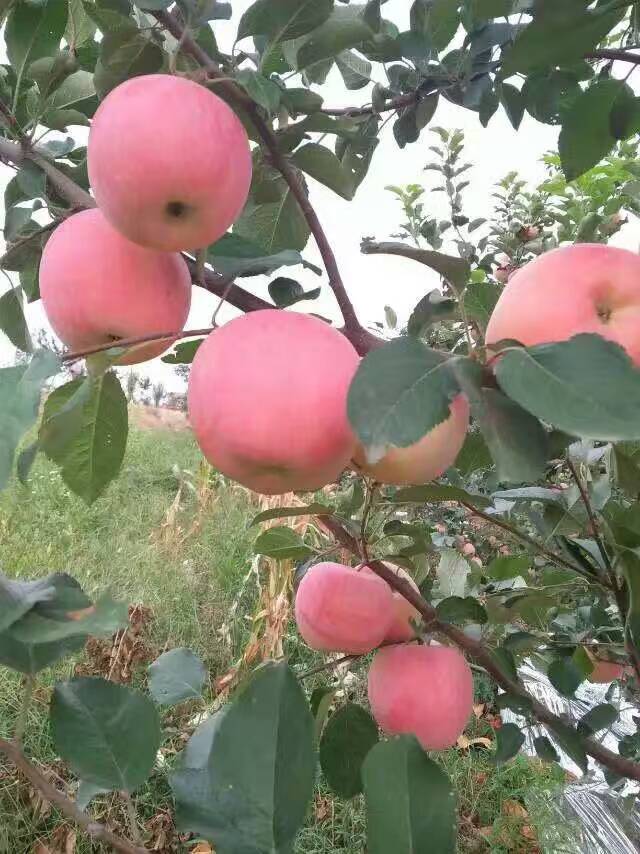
<box><xmin>0</xmin><ymin>287</ymin><xmax>31</xmax><ymax>352</ymax></box>
<box><xmin>522</xmin><ymin>70</ymin><xmax>581</xmax><ymax>126</ymax></box>
<box><xmin>577</xmin><ymin>703</ymin><xmax>618</xmax><ymax>736</ymax></box>
<box><xmin>235</xmin><ymin>185</ymin><xmax>311</xmax><ymax>254</ymax></box>
<box><xmin>494</xmin><ymin>723</ymin><xmax>525</xmax><ymax>764</ymax></box>
<box><xmin>422</xmin><ymin>0</ymin><xmax>459</xmax><ymax>50</ymax></box>
<box><xmin>486</xmin><ymin>554</ymin><xmax>530</xmax><ymax>580</ymax></box>
<box><xmin>559</xmin><ymin>80</ymin><xmax>628</xmax><ymax>181</ymax></box>
<box><xmin>548</xmin><ymin>657</ymin><xmax>584</xmax><ymax>697</ymax></box>
<box><xmin>0</xmin><ymin>572</ymin><xmax>56</xmax><ymax>633</ymax></box>
<box><xmin>547</xmin><ymin>720</ymin><xmax>587</xmax><ymax>773</ymax></box>
<box><xmin>40</xmin><ymin>372</ymin><xmax>128</xmax><ymax>504</ymax></box>
<box><xmin>268</xmin><ymin>276</ymin><xmax>321</xmax><ymax>307</ymax></box>
<box><xmin>9</xmin><ymin>592</ymin><xmax>128</xmax><ymax>644</ymax></box>
<box><xmin>250</xmin><ymin>503</ymin><xmax>333</xmax><ymax>526</ymax></box>
<box><xmin>235</xmin><ymin>69</ymin><xmax>281</xmax><ymax>114</ymax></box>
<box><xmin>534</xmin><ymin>736</ymin><xmax>559</xmax><ymax>763</ymax></box>
<box><xmin>392</xmin><ymin>483</ymin><xmax>491</xmax><ymax>508</ymax></box>
<box><xmin>295</xmin><ymin>6</ymin><xmax>374</xmax><ymax>70</ymax></box>
<box><xmin>363</xmin><ymin>736</ymin><xmax>456</xmax><ymax>854</ymax></box>
<box><xmin>65</xmin><ymin>0</ymin><xmax>97</xmax><ymax>47</ymax></box>
<box><xmin>320</xmin><ymin>703</ymin><xmax>378</xmax><ymax>798</ymax></box>
<box><xmin>491</xmin><ymin>646</ymin><xmax>518</xmax><ymax>682</ymax></box>
<box><xmin>496</xmin><ymin>693</ymin><xmax>533</xmax><ymax>715</ymax></box>
<box><xmin>407</xmin><ymin>290</ymin><xmax>458</xmax><ymax>337</ymax></box>
<box><xmin>454</xmin><ymin>432</ymin><xmax>492</xmax><ymax>475</ymax></box>
<box><xmin>292</xmin><ymin>142</ymin><xmax>356</xmax><ymax>199</ymax></box>
<box><xmin>6</xmin><ymin>0</ymin><xmax>68</xmax><ymax>86</ymax></box>
<box><xmin>254</xmin><ymin>526</ymin><xmax>314</xmax><ymax>560</ymax></box>
<box><xmin>171</xmin><ymin>661</ymin><xmax>315</xmax><ymax>852</ymax></box>
<box><xmin>500</xmin><ymin>82</ymin><xmax>524</xmax><ymax>130</ymax></box>
<box><xmin>51</xmin><ymin>677</ymin><xmax>160</xmax><ymax>791</ymax></box>
<box><xmin>41</xmin><ymin>70</ymin><xmax>97</xmax><ymax>127</ymax></box>
<box><xmin>463</xmin><ymin>281</ymin><xmax>500</xmax><ymax>331</ymax></box>
<box><xmin>148</xmin><ymin>648</ymin><xmax>207</xmax><ymax>706</ymax></box>
<box><xmin>363</xmin><ymin>244</ymin><xmax>469</xmax><ymax>289</ymax></box>
<box><xmin>436</xmin><ymin>596</ymin><xmax>488</xmax><ymax>625</ymax></box>
<box><xmin>495</xmin><ymin>335</ymin><xmax>640</xmax><ymax>442</ymax></box>
<box><xmin>208</xmin><ymin>233</ymin><xmax>310</xmax><ymax>278</ymax></box>
<box><xmin>0</xmin><ymin>349</ymin><xmax>61</xmax><ymax>490</ymax></box>
<box><xmin>238</xmin><ymin>0</ymin><xmax>333</xmax><ymax>42</ymax></box>
<box><xmin>94</xmin><ymin>28</ymin><xmax>164</xmax><ymax>98</ymax></box>
<box><xmin>471</xmin><ymin>0</ymin><xmax>511</xmax><ymax>17</ymax></box>
<box><xmin>347</xmin><ymin>337</ymin><xmax>460</xmax><ymax>456</ymax></box>
<box><xmin>161</xmin><ymin>338</ymin><xmax>204</xmax><ymax>365</ymax></box>
<box><xmin>336</xmin><ymin>49</ymin><xmax>371</xmax><ymax>90</ymax></box>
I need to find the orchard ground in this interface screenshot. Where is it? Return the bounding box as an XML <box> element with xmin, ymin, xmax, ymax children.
<box><xmin>0</xmin><ymin>414</ymin><xmax>572</xmax><ymax>853</ymax></box>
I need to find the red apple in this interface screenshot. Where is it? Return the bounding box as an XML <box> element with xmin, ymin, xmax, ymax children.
<box><xmin>295</xmin><ymin>562</ymin><xmax>395</xmax><ymax>654</ymax></box>
<box><xmin>368</xmin><ymin>644</ymin><xmax>474</xmax><ymax>750</ymax></box>
<box><xmin>359</xmin><ymin>563</ymin><xmax>421</xmax><ymax>643</ymax></box>
<box><xmin>352</xmin><ymin>395</ymin><xmax>470</xmax><ymax>485</ymax></box>
<box><xmin>188</xmin><ymin>310</ymin><xmax>360</xmax><ymax>495</ymax></box>
<box><xmin>486</xmin><ymin>244</ymin><xmax>640</xmax><ymax>364</ymax></box>
<box><xmin>88</xmin><ymin>74</ymin><xmax>252</xmax><ymax>251</ymax></box>
<box><xmin>39</xmin><ymin>209</ymin><xmax>191</xmax><ymax>365</ymax></box>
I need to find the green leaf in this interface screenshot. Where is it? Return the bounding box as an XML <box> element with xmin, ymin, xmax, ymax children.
<box><xmin>0</xmin><ymin>287</ymin><xmax>31</xmax><ymax>352</ymax></box>
<box><xmin>500</xmin><ymin>82</ymin><xmax>524</xmax><ymax>130</ymax></box>
<box><xmin>94</xmin><ymin>27</ymin><xmax>164</xmax><ymax>98</ymax></box>
<box><xmin>9</xmin><ymin>592</ymin><xmax>128</xmax><ymax>643</ymax></box>
<box><xmin>501</xmin><ymin>3</ymin><xmax>625</xmax><ymax>77</ymax></box>
<box><xmin>51</xmin><ymin>676</ymin><xmax>161</xmax><ymax>791</ymax></box>
<box><xmin>534</xmin><ymin>736</ymin><xmax>559</xmax><ymax>763</ymax></box>
<box><xmin>559</xmin><ymin>80</ymin><xmax>627</xmax><ymax>182</ymax></box>
<box><xmin>148</xmin><ymin>648</ymin><xmax>207</xmax><ymax>706</ymax></box>
<box><xmin>65</xmin><ymin>0</ymin><xmax>97</xmax><ymax>48</ymax></box>
<box><xmin>547</xmin><ymin>720</ymin><xmax>587</xmax><ymax>773</ymax></box>
<box><xmin>363</xmin><ymin>244</ymin><xmax>470</xmax><ymax>289</ymax></box>
<box><xmin>0</xmin><ymin>571</ymin><xmax>57</xmax><ymax>633</ymax></box>
<box><xmin>548</xmin><ymin>657</ymin><xmax>584</xmax><ymax>697</ymax></box>
<box><xmin>76</xmin><ymin>780</ymin><xmax>110</xmax><ymax>811</ymax></box>
<box><xmin>407</xmin><ymin>290</ymin><xmax>458</xmax><ymax>337</ymax></box>
<box><xmin>577</xmin><ymin>703</ymin><xmax>618</xmax><ymax>737</ymax></box>
<box><xmin>496</xmin><ymin>693</ymin><xmax>533</xmax><ymax>715</ymax></box>
<box><xmin>171</xmin><ymin>661</ymin><xmax>315</xmax><ymax>852</ymax></box>
<box><xmin>161</xmin><ymin>338</ymin><xmax>204</xmax><ymax>365</ymax></box>
<box><xmin>424</xmin><ymin>0</ymin><xmax>459</xmax><ymax>51</ymax></box>
<box><xmin>6</xmin><ymin>0</ymin><xmax>68</xmax><ymax>86</ymax></box>
<box><xmin>471</xmin><ymin>0</ymin><xmax>511</xmax><ymax>17</ymax></box>
<box><xmin>254</xmin><ymin>526</ymin><xmax>314</xmax><ymax>560</ymax></box>
<box><xmin>0</xmin><ymin>349</ymin><xmax>61</xmax><ymax>490</ymax></box>
<box><xmin>208</xmin><ymin>233</ymin><xmax>311</xmax><ymax>278</ymax></box>
<box><xmin>436</xmin><ymin>549</ymin><xmax>470</xmax><ymax>598</ymax></box>
<box><xmin>40</xmin><ymin>372</ymin><xmax>128</xmax><ymax>504</ymax></box>
<box><xmin>292</xmin><ymin>142</ymin><xmax>355</xmax><ymax>200</ymax></box>
<box><xmin>391</xmin><ymin>483</ymin><xmax>491</xmax><ymax>508</ymax></box>
<box><xmin>347</xmin><ymin>337</ymin><xmax>460</xmax><ymax>457</ymax></box>
<box><xmin>268</xmin><ymin>276</ymin><xmax>320</xmax><ymax>307</ymax></box>
<box><xmin>522</xmin><ymin>69</ymin><xmax>581</xmax><ymax>126</ymax></box>
<box><xmin>363</xmin><ymin>736</ymin><xmax>456</xmax><ymax>854</ymax></box>
<box><xmin>486</xmin><ymin>554</ymin><xmax>529</xmax><ymax>581</ymax></box>
<box><xmin>42</xmin><ymin>69</ymin><xmax>97</xmax><ymax>124</ymax></box>
<box><xmin>454</xmin><ymin>432</ymin><xmax>492</xmax><ymax>476</ymax></box>
<box><xmin>250</xmin><ymin>503</ymin><xmax>333</xmax><ymax>527</ymax></box>
<box><xmin>494</xmin><ymin>723</ymin><xmax>525</xmax><ymax>764</ymax></box>
<box><xmin>495</xmin><ymin>335</ymin><xmax>640</xmax><ymax>442</ymax></box>
<box><xmin>238</xmin><ymin>0</ymin><xmax>333</xmax><ymax>42</ymax></box>
<box><xmin>336</xmin><ymin>49</ymin><xmax>371</xmax><ymax>90</ymax></box>
<box><xmin>436</xmin><ymin>596</ymin><xmax>488</xmax><ymax>625</ymax></box>
<box><xmin>462</xmin><ymin>281</ymin><xmax>500</xmax><ymax>332</ymax></box>
<box><xmin>235</xmin><ymin>184</ymin><xmax>311</xmax><ymax>254</ymax></box>
<box><xmin>235</xmin><ymin>69</ymin><xmax>281</xmax><ymax>114</ymax></box>
<box><xmin>295</xmin><ymin>6</ymin><xmax>374</xmax><ymax>70</ymax></box>
<box><xmin>320</xmin><ymin>703</ymin><xmax>378</xmax><ymax>798</ymax></box>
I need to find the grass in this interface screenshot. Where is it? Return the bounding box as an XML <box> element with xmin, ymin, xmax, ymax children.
<box><xmin>0</xmin><ymin>423</ymin><xmax>571</xmax><ymax>853</ymax></box>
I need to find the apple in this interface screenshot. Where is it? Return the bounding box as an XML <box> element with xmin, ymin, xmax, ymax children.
<box><xmin>88</xmin><ymin>74</ymin><xmax>252</xmax><ymax>251</ymax></box>
<box><xmin>352</xmin><ymin>395</ymin><xmax>470</xmax><ymax>485</ymax></box>
<box><xmin>39</xmin><ymin>209</ymin><xmax>191</xmax><ymax>365</ymax></box>
<box><xmin>295</xmin><ymin>562</ymin><xmax>395</xmax><ymax>654</ymax></box>
<box><xmin>368</xmin><ymin>644</ymin><xmax>474</xmax><ymax>750</ymax></box>
<box><xmin>359</xmin><ymin>563</ymin><xmax>421</xmax><ymax>643</ymax></box>
<box><xmin>486</xmin><ymin>244</ymin><xmax>640</xmax><ymax>364</ymax></box>
<box><xmin>188</xmin><ymin>310</ymin><xmax>360</xmax><ymax>495</ymax></box>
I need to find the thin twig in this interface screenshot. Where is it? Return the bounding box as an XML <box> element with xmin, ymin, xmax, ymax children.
<box><xmin>122</xmin><ymin>791</ymin><xmax>142</xmax><ymax>846</ymax></box>
<box><xmin>298</xmin><ymin>654</ymin><xmax>359</xmax><ymax>681</ymax></box>
<box><xmin>566</xmin><ymin>456</ymin><xmax>612</xmax><ymax>575</ymax></box>
<box><xmin>62</xmin><ymin>327</ymin><xmax>214</xmax><ymax>363</ymax></box>
<box><xmin>0</xmin><ymin>739</ymin><xmax>147</xmax><ymax>854</ymax></box>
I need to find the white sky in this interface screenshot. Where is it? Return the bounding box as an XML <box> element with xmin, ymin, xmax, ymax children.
<box><xmin>1</xmin><ymin>1</ymin><xmax>637</xmax><ymax>390</ymax></box>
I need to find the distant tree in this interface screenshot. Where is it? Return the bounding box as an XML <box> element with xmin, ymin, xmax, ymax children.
<box><xmin>152</xmin><ymin>382</ymin><xmax>165</xmax><ymax>408</ymax></box>
<box><xmin>125</xmin><ymin>371</ymin><xmax>139</xmax><ymax>403</ymax></box>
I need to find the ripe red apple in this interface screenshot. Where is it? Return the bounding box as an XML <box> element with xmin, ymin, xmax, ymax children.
<box><xmin>486</xmin><ymin>244</ymin><xmax>640</xmax><ymax>364</ymax></box>
<box><xmin>295</xmin><ymin>562</ymin><xmax>395</xmax><ymax>654</ymax></box>
<box><xmin>39</xmin><ymin>209</ymin><xmax>191</xmax><ymax>365</ymax></box>
<box><xmin>188</xmin><ymin>310</ymin><xmax>360</xmax><ymax>495</ymax></box>
<box><xmin>368</xmin><ymin>644</ymin><xmax>474</xmax><ymax>750</ymax></box>
<box><xmin>88</xmin><ymin>74</ymin><xmax>252</xmax><ymax>251</ymax></box>
<box><xmin>359</xmin><ymin>563</ymin><xmax>421</xmax><ymax>643</ymax></box>
<box><xmin>352</xmin><ymin>395</ymin><xmax>470</xmax><ymax>485</ymax></box>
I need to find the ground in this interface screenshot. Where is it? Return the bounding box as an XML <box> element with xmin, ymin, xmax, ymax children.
<box><xmin>0</xmin><ymin>416</ymin><xmax>571</xmax><ymax>853</ymax></box>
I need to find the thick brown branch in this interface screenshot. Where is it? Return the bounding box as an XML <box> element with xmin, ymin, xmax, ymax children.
<box><xmin>0</xmin><ymin>738</ymin><xmax>147</xmax><ymax>854</ymax></box>
<box><xmin>318</xmin><ymin>515</ymin><xmax>640</xmax><ymax>782</ymax></box>
<box><xmin>587</xmin><ymin>48</ymin><xmax>640</xmax><ymax>65</ymax></box>
<box><xmin>154</xmin><ymin>10</ymin><xmax>363</xmax><ymax>334</ymax></box>
<box><xmin>183</xmin><ymin>257</ymin><xmax>273</xmax><ymax>313</ymax></box>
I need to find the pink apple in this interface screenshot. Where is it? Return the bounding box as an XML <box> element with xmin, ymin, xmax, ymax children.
<box><xmin>368</xmin><ymin>644</ymin><xmax>474</xmax><ymax>750</ymax></box>
<box><xmin>353</xmin><ymin>395</ymin><xmax>470</xmax><ymax>485</ymax></box>
<box><xmin>486</xmin><ymin>244</ymin><xmax>640</xmax><ymax>364</ymax></box>
<box><xmin>88</xmin><ymin>74</ymin><xmax>252</xmax><ymax>251</ymax></box>
<box><xmin>188</xmin><ymin>310</ymin><xmax>360</xmax><ymax>495</ymax></box>
<box><xmin>359</xmin><ymin>563</ymin><xmax>421</xmax><ymax>643</ymax></box>
<box><xmin>295</xmin><ymin>562</ymin><xmax>394</xmax><ymax>654</ymax></box>
<box><xmin>39</xmin><ymin>209</ymin><xmax>191</xmax><ymax>364</ymax></box>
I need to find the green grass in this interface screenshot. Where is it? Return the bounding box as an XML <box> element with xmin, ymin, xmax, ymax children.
<box><xmin>0</xmin><ymin>425</ymin><xmax>571</xmax><ymax>853</ymax></box>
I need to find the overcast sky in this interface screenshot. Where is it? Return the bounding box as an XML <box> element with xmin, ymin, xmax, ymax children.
<box><xmin>1</xmin><ymin>1</ymin><xmax>637</xmax><ymax>390</ymax></box>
